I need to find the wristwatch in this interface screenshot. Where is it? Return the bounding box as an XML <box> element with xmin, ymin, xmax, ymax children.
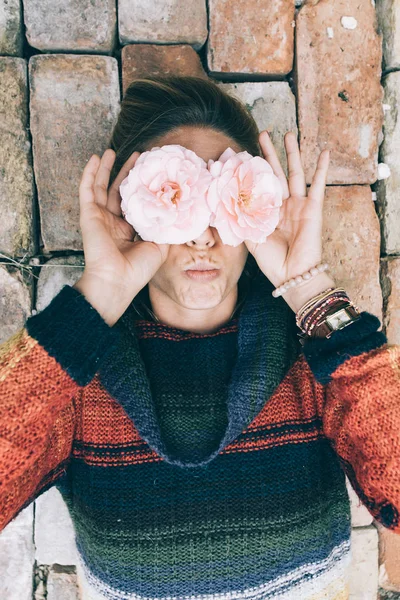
<box><xmin>311</xmin><ymin>302</ymin><xmax>362</xmax><ymax>339</ymax></box>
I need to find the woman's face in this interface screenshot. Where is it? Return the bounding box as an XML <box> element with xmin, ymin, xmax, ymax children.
<box><xmin>143</xmin><ymin>125</ymin><xmax>250</xmax><ymax>331</ymax></box>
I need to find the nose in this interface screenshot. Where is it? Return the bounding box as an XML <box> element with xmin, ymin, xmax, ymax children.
<box><xmin>185</xmin><ymin>226</ymin><xmax>217</xmax><ymax>248</ymax></box>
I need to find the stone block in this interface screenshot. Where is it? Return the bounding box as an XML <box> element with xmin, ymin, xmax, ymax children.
<box><xmin>0</xmin><ymin>58</ymin><xmax>35</xmax><ymax>258</ymax></box>
<box><xmin>207</xmin><ymin>0</ymin><xmax>295</xmax><ymax>76</ymax></box>
<box><xmin>295</xmin><ymin>0</ymin><xmax>383</xmax><ymax>184</ymax></box>
<box><xmin>47</xmin><ymin>565</ymin><xmax>80</xmax><ymax>600</ymax></box>
<box><xmin>118</xmin><ymin>0</ymin><xmax>208</xmax><ymax>49</ymax></box>
<box><xmin>0</xmin><ymin>0</ymin><xmax>23</xmax><ymax>55</ymax></box>
<box><xmin>0</xmin><ymin>264</ymin><xmax>32</xmax><ymax>344</ymax></box>
<box><xmin>375</xmin><ymin>72</ymin><xmax>400</xmax><ymax>255</ymax></box>
<box><xmin>346</xmin><ymin>477</ymin><xmax>373</xmax><ymax>528</ymax></box>
<box><xmin>321</xmin><ymin>186</ymin><xmax>382</xmax><ymax>323</ymax></box>
<box><xmin>35</xmin><ymin>487</ymin><xmax>79</xmax><ymax>566</ymax></box>
<box><xmin>376</xmin><ymin>0</ymin><xmax>400</xmax><ymax>70</ymax></box>
<box><xmin>376</xmin><ymin>522</ymin><xmax>400</xmax><ymax>593</ymax></box>
<box><xmin>35</xmin><ymin>255</ymin><xmax>84</xmax><ymax>312</ymax></box>
<box><xmin>380</xmin><ymin>258</ymin><xmax>400</xmax><ymax>345</ymax></box>
<box><xmin>218</xmin><ymin>81</ymin><xmax>298</xmax><ymax>176</ymax></box>
<box><xmin>350</xmin><ymin>527</ymin><xmax>379</xmax><ymax>599</ymax></box>
<box><xmin>23</xmin><ymin>0</ymin><xmax>117</xmax><ymax>53</ymax></box>
<box><xmin>29</xmin><ymin>55</ymin><xmax>120</xmax><ymax>252</ymax></box>
<box><xmin>122</xmin><ymin>44</ymin><xmax>207</xmax><ymax>95</ymax></box>
<box><xmin>0</xmin><ymin>504</ymin><xmax>34</xmax><ymax>600</ymax></box>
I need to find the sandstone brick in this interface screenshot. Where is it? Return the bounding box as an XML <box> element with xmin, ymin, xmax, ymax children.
<box><xmin>321</xmin><ymin>187</ymin><xmax>382</xmax><ymax>322</ymax></box>
<box><xmin>376</xmin><ymin>522</ymin><xmax>400</xmax><ymax>593</ymax></box>
<box><xmin>0</xmin><ymin>58</ymin><xmax>35</xmax><ymax>258</ymax></box>
<box><xmin>0</xmin><ymin>504</ymin><xmax>34</xmax><ymax>600</ymax></box>
<box><xmin>380</xmin><ymin>258</ymin><xmax>400</xmax><ymax>345</ymax></box>
<box><xmin>0</xmin><ymin>264</ymin><xmax>32</xmax><ymax>344</ymax></box>
<box><xmin>118</xmin><ymin>0</ymin><xmax>208</xmax><ymax>49</ymax></box>
<box><xmin>207</xmin><ymin>0</ymin><xmax>294</xmax><ymax>76</ymax></box>
<box><xmin>375</xmin><ymin>72</ymin><xmax>400</xmax><ymax>255</ymax></box>
<box><xmin>376</xmin><ymin>0</ymin><xmax>400</xmax><ymax>70</ymax></box>
<box><xmin>350</xmin><ymin>527</ymin><xmax>379</xmax><ymax>599</ymax></box>
<box><xmin>0</xmin><ymin>0</ymin><xmax>23</xmax><ymax>55</ymax></box>
<box><xmin>122</xmin><ymin>44</ymin><xmax>207</xmax><ymax>95</ymax></box>
<box><xmin>29</xmin><ymin>55</ymin><xmax>120</xmax><ymax>252</ymax></box>
<box><xmin>47</xmin><ymin>565</ymin><xmax>80</xmax><ymax>600</ymax></box>
<box><xmin>23</xmin><ymin>0</ymin><xmax>117</xmax><ymax>52</ymax></box>
<box><xmin>295</xmin><ymin>0</ymin><xmax>383</xmax><ymax>184</ymax></box>
<box><xmin>217</xmin><ymin>82</ymin><xmax>298</xmax><ymax>176</ymax></box>
<box><xmin>35</xmin><ymin>255</ymin><xmax>84</xmax><ymax>312</ymax></box>
<box><xmin>35</xmin><ymin>488</ymin><xmax>79</xmax><ymax>565</ymax></box>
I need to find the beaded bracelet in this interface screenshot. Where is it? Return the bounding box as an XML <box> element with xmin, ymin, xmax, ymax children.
<box><xmin>271</xmin><ymin>262</ymin><xmax>329</xmax><ymax>298</ymax></box>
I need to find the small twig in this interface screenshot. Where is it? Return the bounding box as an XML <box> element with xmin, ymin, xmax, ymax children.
<box><xmin>0</xmin><ymin>252</ymin><xmax>85</xmax><ymax>282</ymax></box>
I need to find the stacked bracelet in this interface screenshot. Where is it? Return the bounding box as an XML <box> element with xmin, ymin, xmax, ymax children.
<box><xmin>271</xmin><ymin>262</ymin><xmax>361</xmax><ymax>341</ymax></box>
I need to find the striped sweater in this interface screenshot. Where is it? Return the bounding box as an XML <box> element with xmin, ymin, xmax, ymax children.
<box><xmin>0</xmin><ymin>270</ymin><xmax>399</xmax><ymax>600</ymax></box>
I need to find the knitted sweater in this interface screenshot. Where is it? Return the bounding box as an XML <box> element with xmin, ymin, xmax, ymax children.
<box><xmin>0</xmin><ymin>270</ymin><xmax>399</xmax><ymax>600</ymax></box>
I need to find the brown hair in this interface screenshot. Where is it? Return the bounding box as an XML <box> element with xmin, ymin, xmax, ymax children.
<box><xmin>108</xmin><ymin>75</ymin><xmax>262</xmax><ymax>323</ymax></box>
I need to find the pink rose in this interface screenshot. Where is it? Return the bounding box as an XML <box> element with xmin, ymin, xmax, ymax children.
<box><xmin>119</xmin><ymin>144</ymin><xmax>213</xmax><ymax>245</ymax></box>
<box><xmin>207</xmin><ymin>148</ymin><xmax>283</xmax><ymax>247</ymax></box>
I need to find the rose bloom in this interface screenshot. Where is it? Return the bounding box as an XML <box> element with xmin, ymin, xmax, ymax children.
<box><xmin>119</xmin><ymin>144</ymin><xmax>213</xmax><ymax>245</ymax></box>
<box><xmin>207</xmin><ymin>148</ymin><xmax>283</xmax><ymax>247</ymax></box>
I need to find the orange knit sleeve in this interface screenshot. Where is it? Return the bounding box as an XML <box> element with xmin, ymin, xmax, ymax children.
<box><xmin>0</xmin><ymin>284</ymin><xmax>122</xmax><ymax>532</ymax></box>
<box><xmin>320</xmin><ymin>343</ymin><xmax>400</xmax><ymax>534</ymax></box>
<box><xmin>0</xmin><ymin>327</ymin><xmax>80</xmax><ymax>532</ymax></box>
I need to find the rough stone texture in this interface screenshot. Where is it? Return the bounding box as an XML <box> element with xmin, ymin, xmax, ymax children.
<box><xmin>35</xmin><ymin>488</ymin><xmax>79</xmax><ymax>565</ymax></box>
<box><xmin>29</xmin><ymin>55</ymin><xmax>120</xmax><ymax>252</ymax></box>
<box><xmin>0</xmin><ymin>0</ymin><xmax>23</xmax><ymax>55</ymax></box>
<box><xmin>375</xmin><ymin>72</ymin><xmax>400</xmax><ymax>256</ymax></box>
<box><xmin>207</xmin><ymin>0</ymin><xmax>295</xmax><ymax>76</ymax></box>
<box><xmin>217</xmin><ymin>82</ymin><xmax>298</xmax><ymax>176</ymax></box>
<box><xmin>0</xmin><ymin>504</ymin><xmax>35</xmax><ymax>600</ymax></box>
<box><xmin>380</xmin><ymin>258</ymin><xmax>400</xmax><ymax>346</ymax></box>
<box><xmin>35</xmin><ymin>255</ymin><xmax>85</xmax><ymax>313</ymax></box>
<box><xmin>376</xmin><ymin>0</ymin><xmax>400</xmax><ymax>70</ymax></box>
<box><xmin>346</xmin><ymin>477</ymin><xmax>373</xmax><ymax>527</ymax></box>
<box><xmin>321</xmin><ymin>186</ymin><xmax>383</xmax><ymax>323</ymax></box>
<box><xmin>0</xmin><ymin>58</ymin><xmax>35</xmax><ymax>258</ymax></box>
<box><xmin>295</xmin><ymin>0</ymin><xmax>384</xmax><ymax>184</ymax></box>
<box><xmin>0</xmin><ymin>264</ymin><xmax>32</xmax><ymax>344</ymax></box>
<box><xmin>376</xmin><ymin>522</ymin><xmax>400</xmax><ymax>593</ymax></box>
<box><xmin>47</xmin><ymin>566</ymin><xmax>80</xmax><ymax>600</ymax></box>
<box><xmin>122</xmin><ymin>44</ymin><xmax>207</xmax><ymax>95</ymax></box>
<box><xmin>23</xmin><ymin>0</ymin><xmax>117</xmax><ymax>53</ymax></box>
<box><xmin>118</xmin><ymin>0</ymin><xmax>208</xmax><ymax>49</ymax></box>
<box><xmin>350</xmin><ymin>527</ymin><xmax>379</xmax><ymax>599</ymax></box>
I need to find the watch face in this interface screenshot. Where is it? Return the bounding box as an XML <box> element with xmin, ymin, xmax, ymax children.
<box><xmin>326</xmin><ymin>309</ymin><xmax>352</xmax><ymax>329</ymax></box>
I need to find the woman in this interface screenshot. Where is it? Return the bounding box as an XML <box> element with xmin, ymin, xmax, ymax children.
<box><xmin>0</xmin><ymin>76</ymin><xmax>398</xmax><ymax>600</ymax></box>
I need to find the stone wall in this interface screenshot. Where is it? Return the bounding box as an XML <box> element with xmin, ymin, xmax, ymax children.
<box><xmin>0</xmin><ymin>0</ymin><xmax>399</xmax><ymax>598</ymax></box>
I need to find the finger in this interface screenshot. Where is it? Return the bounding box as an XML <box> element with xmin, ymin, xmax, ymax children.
<box><xmin>259</xmin><ymin>130</ymin><xmax>289</xmax><ymax>199</ymax></box>
<box><xmin>79</xmin><ymin>155</ymin><xmax>101</xmax><ymax>212</ymax></box>
<box><xmin>307</xmin><ymin>149</ymin><xmax>330</xmax><ymax>203</ymax></box>
<box><xmin>107</xmin><ymin>151</ymin><xmax>141</xmax><ymax>217</ymax></box>
<box><xmin>93</xmin><ymin>149</ymin><xmax>116</xmax><ymax>208</ymax></box>
<box><xmin>285</xmin><ymin>132</ymin><xmax>307</xmax><ymax>198</ymax></box>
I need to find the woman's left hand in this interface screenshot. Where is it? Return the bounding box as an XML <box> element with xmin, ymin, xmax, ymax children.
<box><xmin>244</xmin><ymin>131</ymin><xmax>330</xmax><ymax>291</ymax></box>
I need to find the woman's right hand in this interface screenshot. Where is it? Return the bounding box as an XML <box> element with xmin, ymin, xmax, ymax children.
<box><xmin>74</xmin><ymin>149</ymin><xmax>170</xmax><ymax>325</ymax></box>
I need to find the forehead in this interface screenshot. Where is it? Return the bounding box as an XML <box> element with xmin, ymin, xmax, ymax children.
<box><xmin>148</xmin><ymin>126</ymin><xmax>243</xmax><ymax>163</ymax></box>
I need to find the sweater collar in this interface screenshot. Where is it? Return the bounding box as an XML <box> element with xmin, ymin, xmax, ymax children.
<box><xmin>98</xmin><ymin>270</ymin><xmax>301</xmax><ymax>469</ymax></box>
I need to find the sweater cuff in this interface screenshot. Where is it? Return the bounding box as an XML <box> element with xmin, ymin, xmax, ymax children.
<box><xmin>25</xmin><ymin>284</ymin><xmax>121</xmax><ymax>387</ymax></box>
<box><xmin>301</xmin><ymin>311</ymin><xmax>388</xmax><ymax>385</ymax></box>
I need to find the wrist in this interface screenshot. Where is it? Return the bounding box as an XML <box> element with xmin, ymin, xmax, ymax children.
<box><xmin>73</xmin><ymin>274</ymin><xmax>137</xmax><ymax>327</ymax></box>
<box><xmin>281</xmin><ymin>272</ymin><xmax>337</xmax><ymax>314</ymax></box>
